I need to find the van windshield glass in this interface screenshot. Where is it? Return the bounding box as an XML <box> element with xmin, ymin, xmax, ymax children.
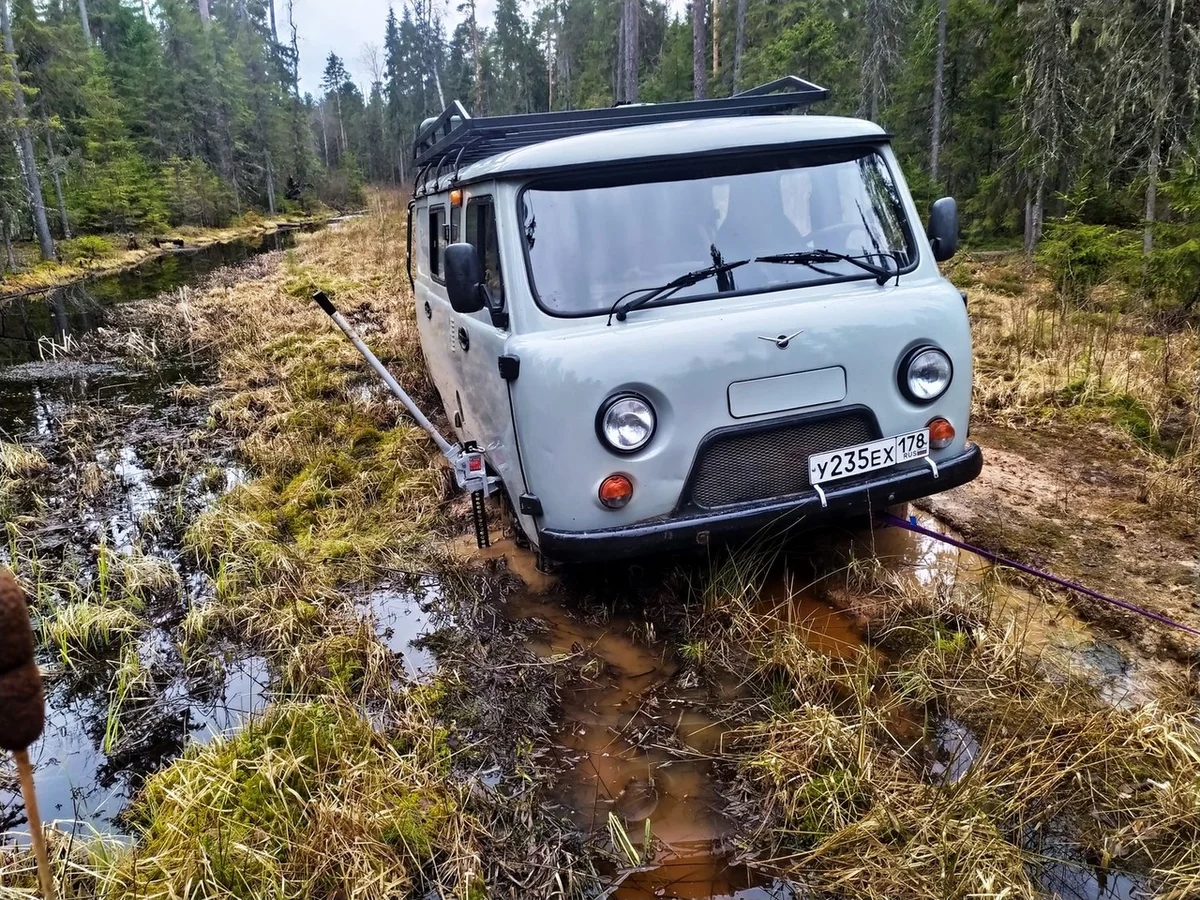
<box><xmin>520</xmin><ymin>149</ymin><xmax>915</xmax><ymax>316</ymax></box>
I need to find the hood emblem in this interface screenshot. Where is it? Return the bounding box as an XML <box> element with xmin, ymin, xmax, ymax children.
<box><xmin>758</xmin><ymin>329</ymin><xmax>804</xmax><ymax>350</ymax></box>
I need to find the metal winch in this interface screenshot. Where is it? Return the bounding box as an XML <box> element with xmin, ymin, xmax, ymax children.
<box><xmin>313</xmin><ymin>291</ymin><xmax>500</xmax><ymax>547</ymax></box>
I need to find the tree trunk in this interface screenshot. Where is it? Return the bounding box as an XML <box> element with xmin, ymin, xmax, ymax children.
<box><xmin>1024</xmin><ymin>191</ymin><xmax>1034</xmax><ymax>260</ymax></box>
<box><xmin>1</xmin><ymin>0</ymin><xmax>54</xmax><ymax>261</ymax></box>
<box><xmin>268</xmin><ymin>0</ymin><xmax>278</xmax><ymax>42</ymax></box>
<box><xmin>930</xmin><ymin>0</ymin><xmax>947</xmax><ymax>184</ymax></box>
<box><xmin>732</xmin><ymin>0</ymin><xmax>746</xmax><ymax>93</ymax></box>
<box><xmin>335</xmin><ymin>90</ymin><xmax>346</xmax><ymax>153</ymax></box>
<box><xmin>42</xmin><ymin>111</ymin><xmax>71</xmax><ymax>239</ymax></box>
<box><xmin>622</xmin><ymin>0</ymin><xmax>639</xmax><ymax>103</ymax></box>
<box><xmin>264</xmin><ymin>149</ymin><xmax>276</xmax><ymax>215</ymax></box>
<box><xmin>469</xmin><ymin>1</ymin><xmax>483</xmax><ymax>112</ymax></box>
<box><xmin>198</xmin><ymin>0</ymin><xmax>210</xmax><ymax>23</ymax></box>
<box><xmin>77</xmin><ymin>0</ymin><xmax>91</xmax><ymax>43</ymax></box>
<box><xmin>1</xmin><ymin>197</ymin><xmax>16</xmax><ymax>270</ymax></box>
<box><xmin>711</xmin><ymin>0</ymin><xmax>719</xmax><ymax>77</ymax></box>
<box><xmin>1143</xmin><ymin>0</ymin><xmax>1174</xmax><ymax>254</ymax></box>
<box><xmin>320</xmin><ymin>109</ymin><xmax>329</xmax><ymax>166</ymax></box>
<box><xmin>692</xmin><ymin>0</ymin><xmax>706</xmax><ymax>99</ymax></box>
<box><xmin>1028</xmin><ymin>178</ymin><xmax>1044</xmax><ymax>259</ymax></box>
<box><xmin>616</xmin><ymin>3</ymin><xmax>625</xmax><ymax>102</ymax></box>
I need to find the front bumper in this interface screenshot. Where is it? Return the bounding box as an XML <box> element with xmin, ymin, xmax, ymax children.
<box><xmin>537</xmin><ymin>443</ymin><xmax>983</xmax><ymax>563</ymax></box>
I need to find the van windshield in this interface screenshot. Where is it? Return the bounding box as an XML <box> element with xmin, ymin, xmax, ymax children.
<box><xmin>520</xmin><ymin>148</ymin><xmax>916</xmax><ymax>317</ymax></box>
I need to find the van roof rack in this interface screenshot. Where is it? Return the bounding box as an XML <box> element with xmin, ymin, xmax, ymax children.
<box><xmin>412</xmin><ymin>75</ymin><xmax>828</xmax><ymax>175</ymax></box>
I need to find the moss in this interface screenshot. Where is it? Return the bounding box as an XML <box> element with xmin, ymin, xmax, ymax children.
<box><xmin>117</xmin><ymin>701</ymin><xmax>466</xmax><ymax>899</ymax></box>
<box><xmin>1103</xmin><ymin>392</ymin><xmax>1157</xmax><ymax>447</ymax></box>
<box><xmin>279</xmin><ymin>265</ymin><xmax>358</xmax><ymax>302</ymax></box>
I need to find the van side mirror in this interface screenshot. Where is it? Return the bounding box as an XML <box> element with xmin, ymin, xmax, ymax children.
<box><xmin>444</xmin><ymin>243</ymin><xmax>486</xmax><ymax>314</ymax></box>
<box><xmin>927</xmin><ymin>197</ymin><xmax>958</xmax><ymax>262</ymax></box>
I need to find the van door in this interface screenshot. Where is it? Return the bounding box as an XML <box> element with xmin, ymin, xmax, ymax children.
<box><xmin>451</xmin><ymin>193</ymin><xmax>527</xmax><ymax>513</ymax></box>
<box><xmin>413</xmin><ymin>199</ymin><xmax>467</xmax><ymax>437</ymax></box>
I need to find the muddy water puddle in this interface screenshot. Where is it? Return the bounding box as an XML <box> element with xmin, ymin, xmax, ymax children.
<box><xmin>0</xmin><ymin>229</ymin><xmax>303</xmax><ymax>369</ymax></box>
<box><xmin>500</xmin><ymin>577</ymin><xmax>846</xmax><ymax>897</ymax></box>
<box><xmin>859</xmin><ymin>510</ymin><xmax>1163</xmax><ymax>708</ymax></box>
<box><xmin>1</xmin><ymin>654</ymin><xmax>267</xmax><ymax>838</ymax></box>
<box><xmin>361</xmin><ymin>578</ymin><xmax>442</xmax><ymax>679</ymax></box>
<box><xmin>0</xmin><ymin>233</ymin><xmax>316</xmax><ymax>842</ymax></box>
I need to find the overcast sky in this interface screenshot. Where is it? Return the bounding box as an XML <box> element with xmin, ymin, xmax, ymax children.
<box><xmin>288</xmin><ymin>0</ymin><xmax>688</xmax><ymax>98</ymax></box>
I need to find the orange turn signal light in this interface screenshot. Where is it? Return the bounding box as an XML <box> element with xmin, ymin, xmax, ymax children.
<box><xmin>927</xmin><ymin>417</ymin><xmax>956</xmax><ymax>449</ymax></box>
<box><xmin>449</xmin><ymin>189</ymin><xmax>463</xmax><ymax>207</ymax></box>
<box><xmin>599</xmin><ymin>474</ymin><xmax>634</xmax><ymax>509</ymax></box>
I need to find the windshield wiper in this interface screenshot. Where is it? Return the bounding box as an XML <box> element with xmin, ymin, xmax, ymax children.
<box><xmin>608</xmin><ymin>256</ymin><xmax>750</xmax><ymax>324</ymax></box>
<box><xmin>756</xmin><ymin>249</ymin><xmax>900</xmax><ymax>286</ymax></box>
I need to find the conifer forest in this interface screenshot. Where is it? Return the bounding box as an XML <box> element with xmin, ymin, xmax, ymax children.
<box><xmin>0</xmin><ymin>0</ymin><xmax>1193</xmax><ymax>310</ymax></box>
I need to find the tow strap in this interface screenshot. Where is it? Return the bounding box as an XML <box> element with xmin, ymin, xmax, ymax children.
<box><xmin>878</xmin><ymin>511</ymin><xmax>1200</xmax><ymax>640</ymax></box>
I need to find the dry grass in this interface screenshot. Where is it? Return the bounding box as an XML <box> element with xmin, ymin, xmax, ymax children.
<box><xmin>950</xmin><ymin>253</ymin><xmax>1200</xmax><ymax>518</ymax></box>
<box><xmin>44</xmin><ymin>600</ymin><xmax>143</xmax><ymax>658</ymax></box>
<box><xmin>690</xmin><ymin>544</ymin><xmax>1200</xmax><ymax>899</ymax></box>
<box><xmin>0</xmin><ymin>441</ymin><xmax>49</xmax><ymax>523</ymax></box>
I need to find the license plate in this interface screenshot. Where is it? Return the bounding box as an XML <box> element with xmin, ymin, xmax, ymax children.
<box><xmin>808</xmin><ymin>429</ymin><xmax>929</xmax><ymax>485</ymax></box>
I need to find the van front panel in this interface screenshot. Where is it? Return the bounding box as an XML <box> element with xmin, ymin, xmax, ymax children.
<box><xmin>507</xmin><ymin>276</ymin><xmax>973</xmax><ymax>537</ymax></box>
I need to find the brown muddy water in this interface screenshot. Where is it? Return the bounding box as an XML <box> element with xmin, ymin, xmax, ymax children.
<box><xmin>0</xmin><ymin>230</ymin><xmax>308</xmax><ymax>840</ymax></box>
<box><xmin>463</xmin><ymin>517</ymin><xmax>1158</xmax><ymax>899</ymax></box>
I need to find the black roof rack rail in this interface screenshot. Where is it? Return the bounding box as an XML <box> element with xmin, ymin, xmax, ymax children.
<box><xmin>412</xmin><ymin>75</ymin><xmax>828</xmax><ymax>176</ymax></box>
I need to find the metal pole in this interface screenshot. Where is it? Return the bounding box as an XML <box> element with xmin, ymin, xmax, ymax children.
<box><xmin>312</xmin><ymin>292</ymin><xmax>455</xmax><ymax>457</ymax></box>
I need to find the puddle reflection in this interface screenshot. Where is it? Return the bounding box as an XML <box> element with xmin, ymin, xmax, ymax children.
<box><xmin>1</xmin><ymin>653</ymin><xmax>268</xmax><ymax>841</ymax></box>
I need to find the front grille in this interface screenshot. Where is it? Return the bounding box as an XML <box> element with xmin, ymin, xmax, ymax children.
<box><xmin>685</xmin><ymin>409</ymin><xmax>879</xmax><ymax>509</ymax></box>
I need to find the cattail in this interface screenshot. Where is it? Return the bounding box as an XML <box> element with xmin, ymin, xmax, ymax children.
<box><xmin>0</xmin><ymin>568</ymin><xmax>56</xmax><ymax>900</ymax></box>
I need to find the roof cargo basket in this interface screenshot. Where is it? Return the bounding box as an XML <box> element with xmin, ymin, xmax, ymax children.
<box><xmin>412</xmin><ymin>75</ymin><xmax>828</xmax><ymax>177</ymax></box>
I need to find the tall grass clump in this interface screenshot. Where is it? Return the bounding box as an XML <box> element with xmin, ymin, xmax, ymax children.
<box><xmin>691</xmin><ymin>545</ymin><xmax>1200</xmax><ymax>899</ymax></box>
<box><xmin>103</xmin><ymin>699</ymin><xmax>481</xmax><ymax>900</ymax></box>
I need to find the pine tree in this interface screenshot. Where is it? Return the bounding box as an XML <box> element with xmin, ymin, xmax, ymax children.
<box><xmin>1</xmin><ymin>0</ymin><xmax>54</xmax><ymax>258</ymax></box>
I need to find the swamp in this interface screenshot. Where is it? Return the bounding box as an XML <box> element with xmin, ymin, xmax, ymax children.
<box><xmin>1</xmin><ymin>193</ymin><xmax>1197</xmax><ymax>899</ymax></box>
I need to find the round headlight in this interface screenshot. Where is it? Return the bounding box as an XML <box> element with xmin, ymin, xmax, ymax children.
<box><xmin>903</xmin><ymin>347</ymin><xmax>953</xmax><ymax>403</ymax></box>
<box><xmin>599</xmin><ymin>395</ymin><xmax>656</xmax><ymax>453</ymax></box>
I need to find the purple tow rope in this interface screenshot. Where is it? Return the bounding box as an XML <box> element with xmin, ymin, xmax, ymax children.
<box><xmin>879</xmin><ymin>511</ymin><xmax>1200</xmax><ymax>640</ymax></box>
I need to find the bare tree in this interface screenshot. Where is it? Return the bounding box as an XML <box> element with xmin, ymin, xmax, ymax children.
<box><xmin>408</xmin><ymin>0</ymin><xmax>445</xmax><ymax>110</ymax></box>
<box><xmin>860</xmin><ymin>0</ymin><xmax>905</xmax><ymax>122</ymax></box>
<box><xmin>77</xmin><ymin>0</ymin><xmax>91</xmax><ymax>44</ymax></box>
<box><xmin>1</xmin><ymin>0</ymin><xmax>54</xmax><ymax>261</ymax></box>
<box><xmin>458</xmin><ymin>0</ymin><xmax>484</xmax><ymax>111</ymax></box>
<box><xmin>41</xmin><ymin>109</ymin><xmax>70</xmax><ymax>239</ymax></box>
<box><xmin>930</xmin><ymin>0</ymin><xmax>947</xmax><ymax>183</ymax></box>
<box><xmin>1016</xmin><ymin>0</ymin><xmax>1077</xmax><ymax>258</ymax></box>
<box><xmin>623</xmin><ymin>0</ymin><xmax>639</xmax><ymax>102</ymax></box>
<box><xmin>1143</xmin><ymin>0</ymin><xmax>1175</xmax><ymax>253</ymax></box>
<box><xmin>692</xmin><ymin>0</ymin><xmax>706</xmax><ymax>99</ymax></box>
<box><xmin>732</xmin><ymin>0</ymin><xmax>746</xmax><ymax>93</ymax></box>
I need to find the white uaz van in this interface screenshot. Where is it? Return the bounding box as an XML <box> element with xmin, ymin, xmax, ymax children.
<box><xmin>407</xmin><ymin>77</ymin><xmax>982</xmax><ymax>562</ymax></box>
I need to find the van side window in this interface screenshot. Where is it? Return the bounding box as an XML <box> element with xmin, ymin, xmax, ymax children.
<box><xmin>428</xmin><ymin>206</ymin><xmax>444</xmax><ymax>279</ymax></box>
<box><xmin>465</xmin><ymin>198</ymin><xmax>503</xmax><ymax>303</ymax></box>
<box><xmin>414</xmin><ymin>209</ymin><xmax>428</xmax><ymax>275</ymax></box>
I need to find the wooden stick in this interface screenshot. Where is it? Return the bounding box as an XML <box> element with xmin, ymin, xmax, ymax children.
<box><xmin>14</xmin><ymin>750</ymin><xmax>57</xmax><ymax>900</ymax></box>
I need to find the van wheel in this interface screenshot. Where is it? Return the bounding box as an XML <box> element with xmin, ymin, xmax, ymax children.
<box><xmin>497</xmin><ymin>488</ymin><xmax>533</xmax><ymax>549</ymax></box>
<box><xmin>535</xmin><ymin>552</ymin><xmax>562</xmax><ymax>575</ymax></box>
